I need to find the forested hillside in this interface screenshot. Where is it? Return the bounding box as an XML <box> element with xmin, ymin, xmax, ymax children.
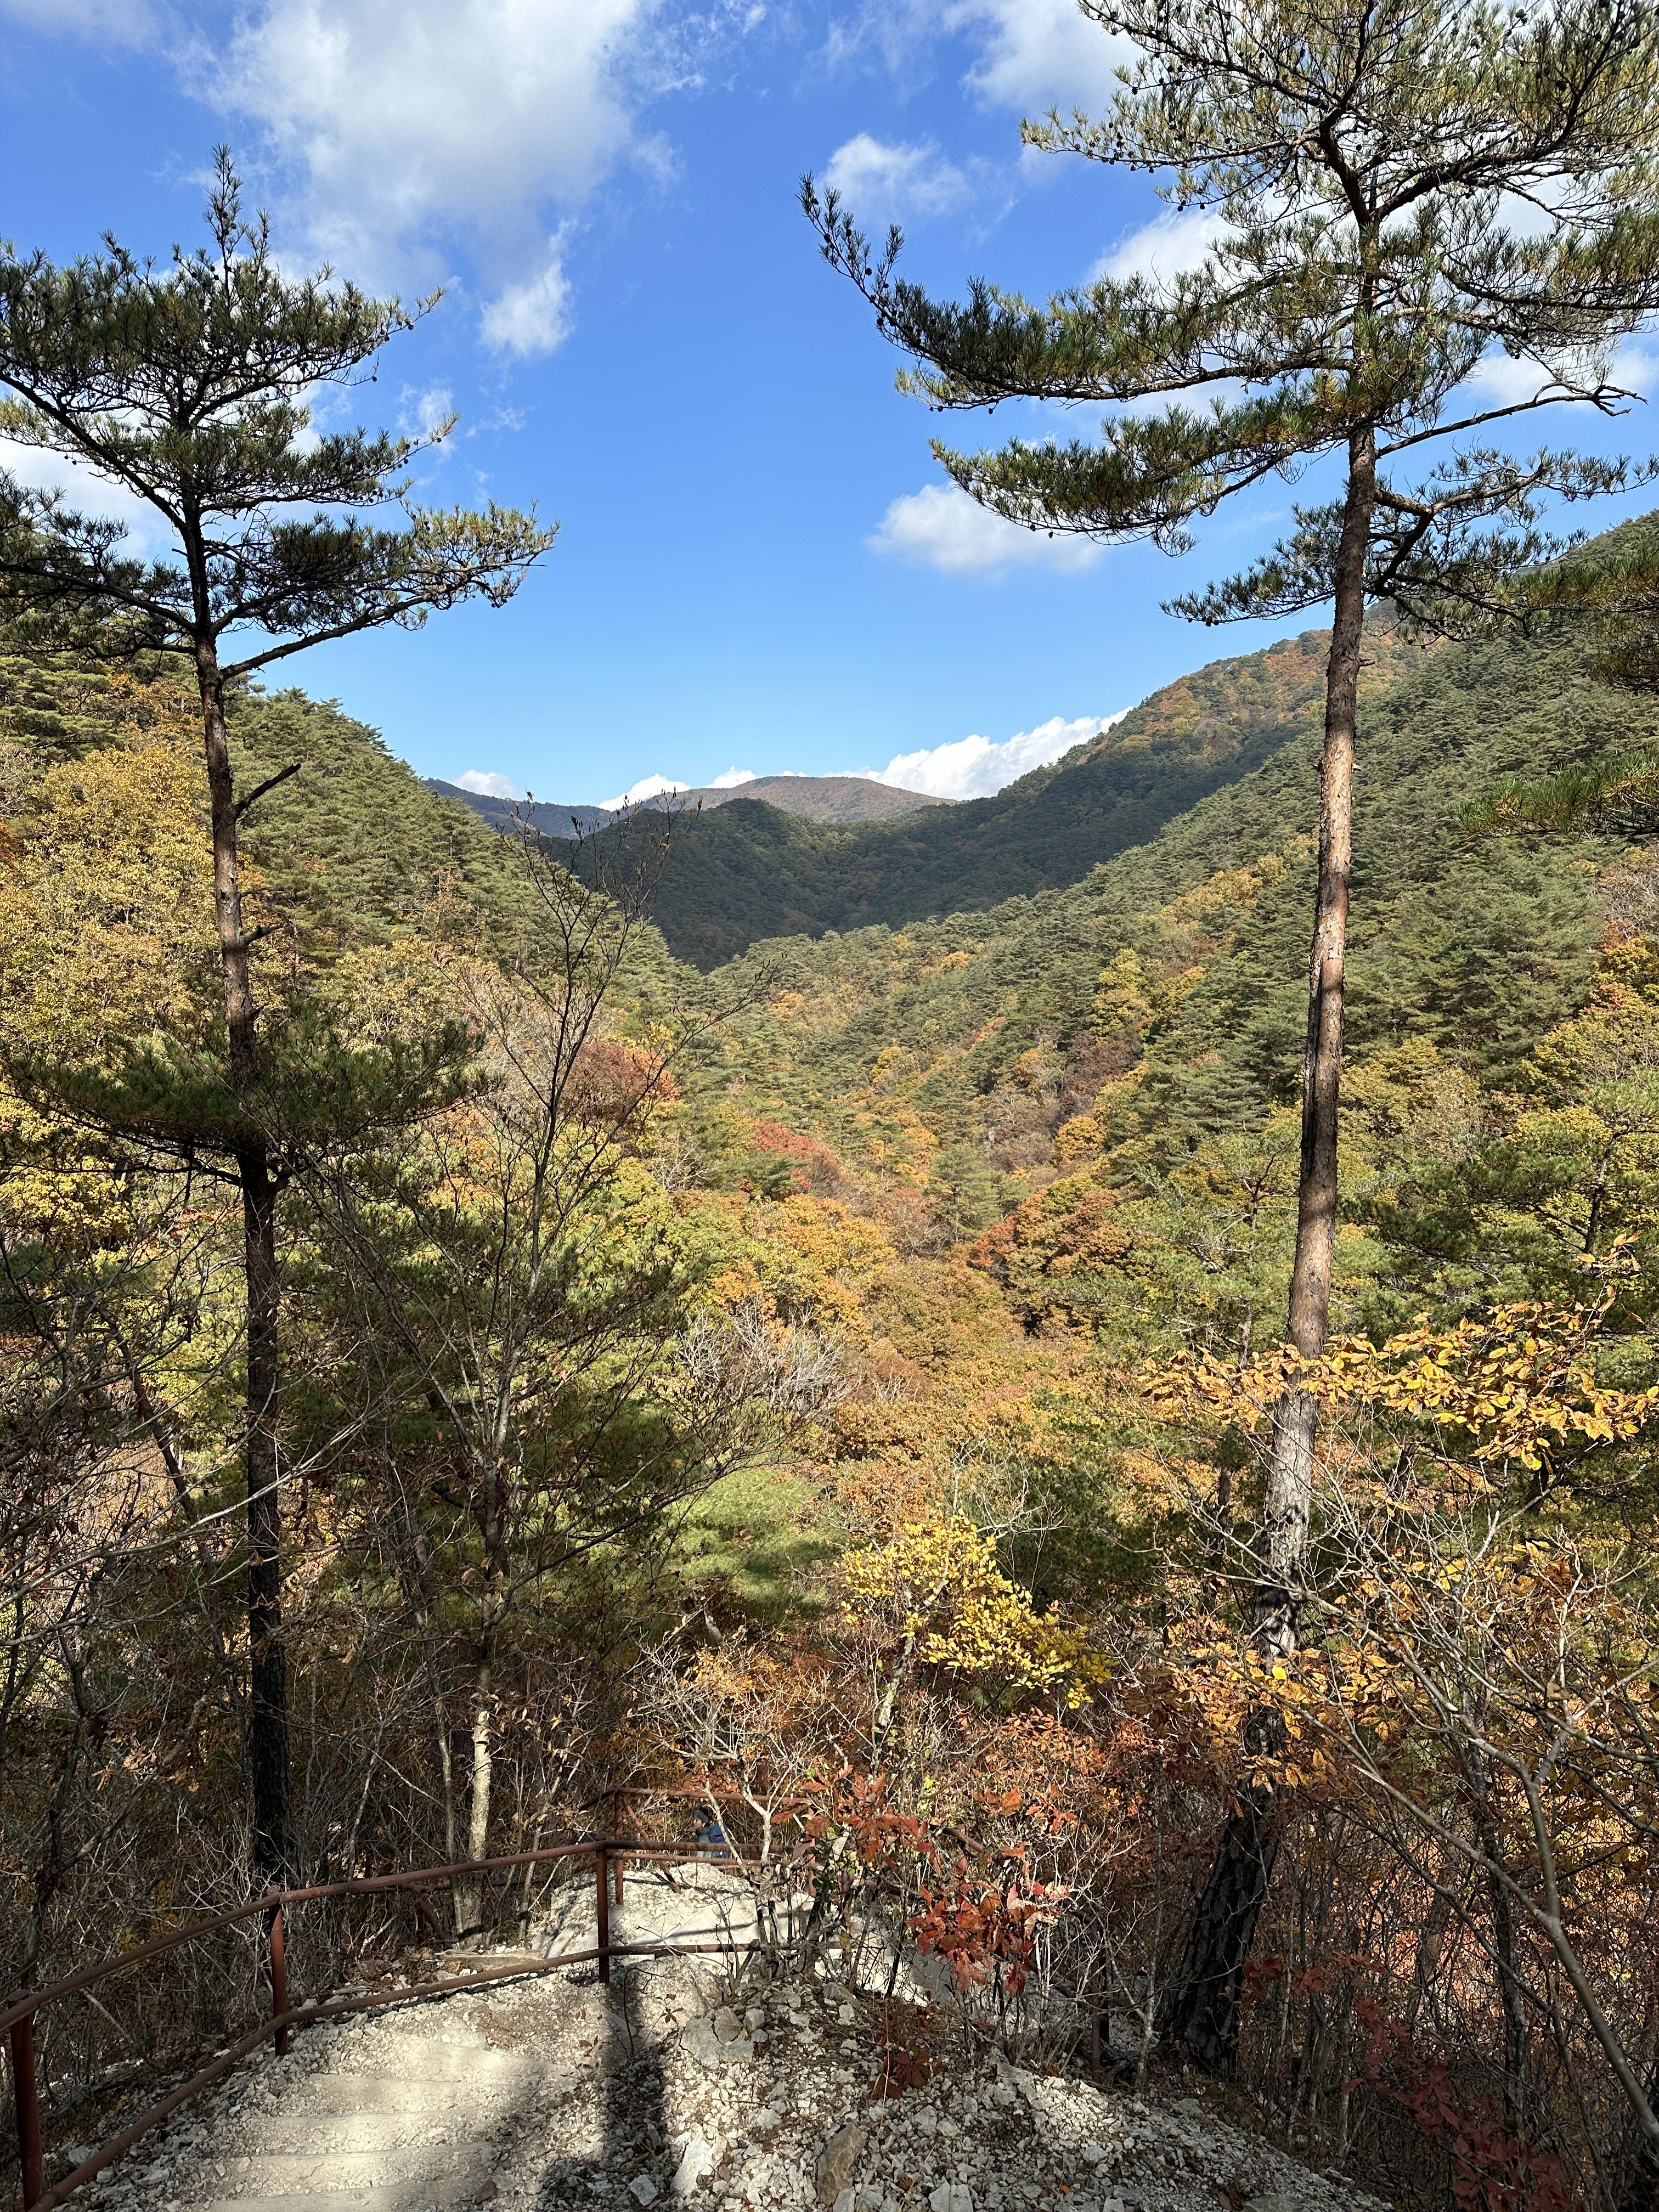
<box><xmin>9</xmin><ymin>560</ymin><xmax>1659</xmax><ymax>2212</ymax></box>
<box><xmin>19</xmin><ymin>24</ymin><xmax>1659</xmax><ymax>2212</ymax></box>
<box><xmin>708</xmin><ymin>611</ymin><xmax>1635</xmax><ymax>1323</ymax></box>
<box><xmin>487</xmin><ymin>626</ymin><xmax>1425</xmax><ymax>967</ymax></box>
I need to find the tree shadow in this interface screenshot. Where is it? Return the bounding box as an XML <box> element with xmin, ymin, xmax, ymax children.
<box><xmin>520</xmin><ymin>1961</ymin><xmax>674</xmax><ymax>2212</ymax></box>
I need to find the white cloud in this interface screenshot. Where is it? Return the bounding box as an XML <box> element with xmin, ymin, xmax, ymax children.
<box><xmin>480</xmin><ymin>238</ymin><xmax>574</xmax><ymax>359</ymax></box>
<box><xmin>208</xmin><ymin>0</ymin><xmax>664</xmax><ymax>342</ymax></box>
<box><xmin>1459</xmin><ymin>332</ymin><xmax>1659</xmax><ymax>409</ymax></box>
<box><xmin>869</xmin><ymin>481</ymin><xmax>1104</xmax><ymax>577</ymax></box>
<box><xmin>861</xmin><ymin>709</ymin><xmax>1127</xmax><ymax>802</ymax></box>
<box><xmin>0</xmin><ymin>0</ymin><xmax>154</xmax><ymax>42</ymax></box>
<box><xmin>597</xmin><ymin>772</ymin><xmax>689</xmax><ymax>808</ymax></box>
<box><xmin>1462</xmin><ymin>348</ymin><xmax>1576</xmax><ymax>408</ymax></box>
<box><xmin>825</xmin><ymin>0</ymin><xmax>1126</xmax><ymax>122</ymax></box>
<box><xmin>399</xmin><ymin>383</ymin><xmax>456</xmax><ymax>437</ymax></box>
<box><xmin>951</xmin><ymin>0</ymin><xmax>1130</xmax><ymax>110</ymax></box>
<box><xmin>0</xmin><ymin>439</ymin><xmax>174</xmax><ymax>555</ymax></box>
<box><xmin>455</xmin><ymin>769</ymin><xmax>522</xmax><ymax>798</ymax></box>
<box><xmin>1092</xmin><ymin>204</ymin><xmax>1228</xmax><ymax>288</ymax></box>
<box><xmin>590</xmin><ymin>767</ymin><xmax>765</xmax><ymax>805</ymax></box>
<box><xmin>1616</xmin><ymin>340</ymin><xmax>1659</xmax><ymax>396</ymax></box>
<box><xmin>822</xmin><ymin>134</ymin><xmax>971</xmax><ymax>225</ymax></box>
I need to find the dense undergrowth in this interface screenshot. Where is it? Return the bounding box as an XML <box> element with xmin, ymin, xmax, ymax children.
<box><xmin>5</xmin><ymin>589</ymin><xmax>1659</xmax><ymax>2212</ymax></box>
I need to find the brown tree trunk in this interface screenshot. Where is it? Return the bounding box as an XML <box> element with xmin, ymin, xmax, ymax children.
<box><xmin>1616</xmin><ymin>2059</ymin><xmax>1659</xmax><ymax>2212</ymax></box>
<box><xmin>1162</xmin><ymin>423</ymin><xmax>1376</xmax><ymax>2071</ymax></box>
<box><xmin>450</xmin><ymin>1654</ymin><xmax>494</xmax><ymax>1937</ymax></box>
<box><xmin>196</xmin><ymin>641</ymin><xmax>295</xmax><ymax>1890</ymax></box>
<box><xmin>1470</xmin><ymin>1756</ymin><xmax>1532</xmax><ymax>2138</ymax></box>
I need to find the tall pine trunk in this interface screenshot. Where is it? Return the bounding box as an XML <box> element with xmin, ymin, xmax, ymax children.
<box><xmin>1162</xmin><ymin>424</ymin><xmax>1375</xmax><ymax>2070</ymax></box>
<box><xmin>196</xmin><ymin>640</ymin><xmax>295</xmax><ymax>1890</ymax></box>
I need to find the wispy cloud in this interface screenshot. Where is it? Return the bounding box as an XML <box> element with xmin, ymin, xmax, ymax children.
<box><xmin>0</xmin><ymin>439</ymin><xmax>175</xmax><ymax>555</ymax></box>
<box><xmin>861</xmin><ymin>709</ymin><xmax>1126</xmax><ymax>801</ymax></box>
<box><xmin>480</xmin><ymin>236</ymin><xmax>574</xmax><ymax>359</ymax></box>
<box><xmin>0</xmin><ymin>0</ymin><xmax>155</xmax><ymax>43</ymax></box>
<box><xmin>1091</xmin><ymin>204</ymin><xmax>1228</xmax><ymax>288</ymax></box>
<box><xmin>398</xmin><ymin>383</ymin><xmax>456</xmax><ymax>438</ymax></box>
<box><xmin>202</xmin><ymin>0</ymin><xmax>671</xmax><ymax>352</ymax></box>
<box><xmin>869</xmin><ymin>481</ymin><xmax>1103</xmax><ymax>577</ymax></box>
<box><xmin>454</xmin><ymin>769</ymin><xmax>522</xmax><ymax>798</ymax></box>
<box><xmin>823</xmin><ymin>0</ymin><xmax>1127</xmax><ymax>112</ymax></box>
<box><xmin>952</xmin><ymin>0</ymin><xmax>1129</xmax><ymax>110</ymax></box>
<box><xmin>822</xmin><ymin>133</ymin><xmax>973</xmax><ymax>225</ymax></box>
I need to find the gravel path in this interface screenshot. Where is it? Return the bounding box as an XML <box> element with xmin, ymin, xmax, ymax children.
<box><xmin>75</xmin><ymin>1874</ymin><xmax>1387</xmax><ymax>2212</ymax></box>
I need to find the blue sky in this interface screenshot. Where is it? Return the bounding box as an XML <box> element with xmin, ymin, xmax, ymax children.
<box><xmin>3</xmin><ymin>0</ymin><xmax>1657</xmax><ymax>806</ymax></box>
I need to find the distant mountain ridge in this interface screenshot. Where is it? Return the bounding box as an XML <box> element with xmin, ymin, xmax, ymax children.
<box><xmin>470</xmin><ymin>627</ymin><xmax>1426</xmax><ymax>968</ymax></box>
<box><xmin>426</xmin><ymin>771</ymin><xmax>949</xmax><ymax>836</ymax></box>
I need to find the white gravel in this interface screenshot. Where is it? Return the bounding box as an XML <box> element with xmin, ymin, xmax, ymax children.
<box><xmin>72</xmin><ymin>1881</ymin><xmax>1388</xmax><ymax>2212</ymax></box>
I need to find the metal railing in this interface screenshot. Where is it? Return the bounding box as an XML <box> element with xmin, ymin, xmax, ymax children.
<box><xmin>3</xmin><ymin>1788</ymin><xmax>769</xmax><ymax>2212</ymax></box>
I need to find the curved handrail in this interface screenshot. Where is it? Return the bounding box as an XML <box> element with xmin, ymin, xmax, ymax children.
<box><xmin>27</xmin><ymin>1932</ymin><xmax>735</xmax><ymax>2212</ymax></box>
<box><xmin>5</xmin><ymin>1798</ymin><xmax>780</xmax><ymax>2212</ymax></box>
<box><xmin>0</xmin><ymin>1835</ymin><xmax>714</xmax><ymax>2040</ymax></box>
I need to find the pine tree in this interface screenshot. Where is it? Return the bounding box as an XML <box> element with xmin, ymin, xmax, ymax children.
<box><xmin>806</xmin><ymin>0</ymin><xmax>1659</xmax><ymax>2068</ymax></box>
<box><xmin>1464</xmin><ymin>514</ymin><xmax>1659</xmax><ymax>828</ymax></box>
<box><xmin>0</xmin><ymin>154</ymin><xmax>554</xmax><ymax>1888</ymax></box>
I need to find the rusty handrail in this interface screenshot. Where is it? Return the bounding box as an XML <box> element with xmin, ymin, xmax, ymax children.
<box><xmin>25</xmin><ymin>1933</ymin><xmax>738</xmax><ymax>2212</ymax></box>
<box><xmin>0</xmin><ymin>1829</ymin><xmax>760</xmax><ymax>2043</ymax></box>
<box><xmin>1</xmin><ymin>1836</ymin><xmax>602</xmax><ymax>2042</ymax></box>
<box><xmin>6</xmin><ymin>1820</ymin><xmax>774</xmax><ymax>2212</ymax></box>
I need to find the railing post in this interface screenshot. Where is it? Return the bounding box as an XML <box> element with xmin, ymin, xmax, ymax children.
<box><xmin>613</xmin><ymin>1792</ymin><xmax>626</xmax><ymax>1908</ymax></box>
<box><xmin>267</xmin><ymin>1906</ymin><xmax>290</xmax><ymax>2058</ymax></box>
<box><xmin>8</xmin><ymin>2000</ymin><xmax>44</xmax><ymax>2211</ymax></box>
<box><xmin>595</xmin><ymin>1843</ymin><xmax>611</xmax><ymax>1985</ymax></box>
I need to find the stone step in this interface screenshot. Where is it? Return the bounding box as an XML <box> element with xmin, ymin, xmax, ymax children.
<box><xmin>219</xmin><ymin>2146</ymin><xmax>491</xmax><ymax>2194</ymax></box>
<box><xmin>240</xmin><ymin>2112</ymin><xmax>492</xmax><ymax>2152</ymax></box>
<box><xmin>280</xmin><ymin>2078</ymin><xmax>497</xmax><ymax>2119</ymax></box>
<box><xmin>189</xmin><ymin>2181</ymin><xmax>487</xmax><ymax>2212</ymax></box>
<box><xmin>321</xmin><ymin>2042</ymin><xmax>529</xmax><ymax>2083</ymax></box>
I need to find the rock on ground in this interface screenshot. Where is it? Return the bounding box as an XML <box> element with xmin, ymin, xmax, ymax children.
<box><xmin>74</xmin><ymin>1905</ymin><xmax>1389</xmax><ymax>2212</ymax></box>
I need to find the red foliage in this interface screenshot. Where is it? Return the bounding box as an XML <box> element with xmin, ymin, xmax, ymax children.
<box><xmin>909</xmin><ymin>1859</ymin><xmax>1065</xmax><ymax>1997</ymax></box>
<box><xmin>747</xmin><ymin>1119</ymin><xmax>845</xmax><ymax>1193</ymax></box>
<box><xmin>571</xmin><ymin>1037</ymin><xmax>674</xmax><ymax>1126</ymax></box>
<box><xmin>873</xmin><ymin>2010</ymin><xmax>938</xmax><ymax>2098</ymax></box>
<box><xmin>1355</xmin><ymin>1999</ymin><xmax>1571</xmax><ymax>2212</ymax></box>
<box><xmin>799</xmin><ymin>1770</ymin><xmax>933</xmax><ymax>1866</ymax></box>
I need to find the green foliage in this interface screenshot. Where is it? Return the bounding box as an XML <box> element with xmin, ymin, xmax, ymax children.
<box><xmin>547</xmin><ymin>625</ymin><xmax>1419</xmax><ymax>968</ymax></box>
<box><xmin>1462</xmin><ymin>518</ymin><xmax>1659</xmax><ymax>830</ymax></box>
<box><xmin>670</xmin><ymin>1464</ymin><xmax>836</xmax><ymax>1621</ymax></box>
<box><xmin>805</xmin><ymin>0</ymin><xmax>1659</xmax><ymax>628</ymax></box>
<box><xmin>929</xmin><ymin>1143</ymin><xmax>1002</xmax><ymax>1240</ymax></box>
<box><xmin>0</xmin><ymin>153</ymin><xmax>551</xmax><ymax>674</ymax></box>
<box><xmin>232</xmin><ymin>686</ymin><xmax>565</xmax><ymax>962</ymax></box>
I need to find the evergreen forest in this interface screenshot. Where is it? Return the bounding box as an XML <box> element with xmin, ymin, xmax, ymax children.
<box><xmin>10</xmin><ymin>554</ymin><xmax>1659</xmax><ymax>2206</ymax></box>
<box><xmin>10</xmin><ymin>12</ymin><xmax>1659</xmax><ymax>2212</ymax></box>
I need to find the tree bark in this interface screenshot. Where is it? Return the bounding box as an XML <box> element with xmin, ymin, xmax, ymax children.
<box><xmin>1616</xmin><ymin>2057</ymin><xmax>1659</xmax><ymax>2212</ymax></box>
<box><xmin>1470</xmin><ymin>1754</ymin><xmax>1532</xmax><ymax>2138</ymax></box>
<box><xmin>1261</xmin><ymin>417</ymin><xmax>1373</xmax><ymax>1644</ymax></box>
<box><xmin>450</xmin><ymin>1654</ymin><xmax>494</xmax><ymax>1937</ymax></box>
<box><xmin>1162</xmin><ymin>423</ymin><xmax>1376</xmax><ymax>2071</ymax></box>
<box><xmin>195</xmin><ymin>642</ymin><xmax>295</xmax><ymax>1891</ymax></box>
